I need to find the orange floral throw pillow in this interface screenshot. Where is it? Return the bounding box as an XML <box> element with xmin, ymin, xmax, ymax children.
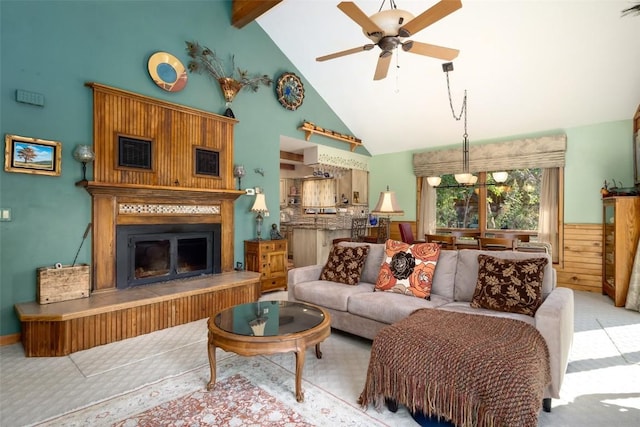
<box><xmin>375</xmin><ymin>240</ymin><xmax>441</xmax><ymax>299</ymax></box>
<box><xmin>471</xmin><ymin>254</ymin><xmax>548</xmax><ymax>316</ymax></box>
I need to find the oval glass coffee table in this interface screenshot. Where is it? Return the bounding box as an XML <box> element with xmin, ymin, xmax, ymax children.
<box><xmin>207</xmin><ymin>300</ymin><xmax>331</xmax><ymax>402</ymax></box>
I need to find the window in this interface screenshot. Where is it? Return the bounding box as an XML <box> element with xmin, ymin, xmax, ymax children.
<box><xmin>436</xmin><ymin>168</ymin><xmax>542</xmax><ymax>233</ymax></box>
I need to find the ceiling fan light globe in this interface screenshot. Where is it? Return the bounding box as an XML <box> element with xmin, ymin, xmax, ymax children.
<box><xmin>364</xmin><ymin>9</ymin><xmax>415</xmax><ymax>42</ymax></box>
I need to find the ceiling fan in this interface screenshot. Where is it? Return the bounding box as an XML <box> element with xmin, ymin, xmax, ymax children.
<box><xmin>316</xmin><ymin>0</ymin><xmax>462</xmax><ymax>80</ymax></box>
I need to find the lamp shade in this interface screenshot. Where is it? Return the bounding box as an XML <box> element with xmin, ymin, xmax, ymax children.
<box><xmin>250</xmin><ymin>193</ymin><xmax>268</xmax><ymax>213</ymax></box>
<box><xmin>233</xmin><ymin>165</ymin><xmax>246</xmax><ymax>178</ymax></box>
<box><xmin>371</xmin><ymin>187</ymin><xmax>404</xmax><ymax>216</ymax></box>
<box><xmin>73</xmin><ymin>145</ymin><xmax>95</xmax><ymax>163</ymax></box>
<box><xmin>454</xmin><ymin>173</ymin><xmax>472</xmax><ymax>184</ymax></box>
<box><xmin>427</xmin><ymin>176</ymin><xmax>442</xmax><ymax>187</ymax></box>
<box><xmin>492</xmin><ymin>171</ymin><xmax>508</xmax><ymax>183</ymax></box>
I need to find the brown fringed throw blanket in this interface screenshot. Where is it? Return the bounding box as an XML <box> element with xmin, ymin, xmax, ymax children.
<box><xmin>359</xmin><ymin>309</ymin><xmax>551</xmax><ymax>427</ymax></box>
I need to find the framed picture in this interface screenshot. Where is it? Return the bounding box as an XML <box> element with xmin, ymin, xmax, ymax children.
<box><xmin>4</xmin><ymin>134</ymin><xmax>62</xmax><ymax>176</ymax></box>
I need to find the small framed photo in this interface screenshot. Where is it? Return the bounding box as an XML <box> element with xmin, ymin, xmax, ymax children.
<box><xmin>4</xmin><ymin>134</ymin><xmax>62</xmax><ymax>176</ymax></box>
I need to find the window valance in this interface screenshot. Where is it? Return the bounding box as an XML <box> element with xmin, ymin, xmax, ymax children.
<box><xmin>412</xmin><ymin>134</ymin><xmax>567</xmax><ymax>177</ymax></box>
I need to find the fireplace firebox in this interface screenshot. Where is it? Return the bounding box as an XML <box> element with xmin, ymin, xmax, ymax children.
<box><xmin>116</xmin><ymin>224</ymin><xmax>221</xmax><ymax>289</ymax></box>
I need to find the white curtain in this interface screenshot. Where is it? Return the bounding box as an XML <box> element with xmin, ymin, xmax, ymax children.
<box><xmin>538</xmin><ymin>168</ymin><xmax>559</xmax><ymax>263</ymax></box>
<box><xmin>418</xmin><ymin>177</ymin><xmax>437</xmax><ymax>237</ymax></box>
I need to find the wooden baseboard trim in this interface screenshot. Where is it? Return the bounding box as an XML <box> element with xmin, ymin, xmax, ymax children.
<box><xmin>0</xmin><ymin>333</ymin><xmax>21</xmax><ymax>346</ymax></box>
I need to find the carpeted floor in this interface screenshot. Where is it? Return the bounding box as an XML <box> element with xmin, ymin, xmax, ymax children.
<box><xmin>1</xmin><ymin>290</ymin><xmax>639</xmax><ymax>426</ymax></box>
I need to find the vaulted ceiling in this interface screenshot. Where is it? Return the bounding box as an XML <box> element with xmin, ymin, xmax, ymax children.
<box><xmin>237</xmin><ymin>0</ymin><xmax>640</xmax><ymax>156</ymax></box>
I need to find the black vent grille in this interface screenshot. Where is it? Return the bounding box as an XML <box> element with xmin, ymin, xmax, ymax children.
<box><xmin>195</xmin><ymin>148</ymin><xmax>219</xmax><ymax>176</ymax></box>
<box><xmin>118</xmin><ymin>136</ymin><xmax>152</xmax><ymax>169</ymax></box>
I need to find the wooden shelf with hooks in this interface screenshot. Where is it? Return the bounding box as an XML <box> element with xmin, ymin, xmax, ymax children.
<box><xmin>298</xmin><ymin>122</ymin><xmax>362</xmax><ymax>152</ymax></box>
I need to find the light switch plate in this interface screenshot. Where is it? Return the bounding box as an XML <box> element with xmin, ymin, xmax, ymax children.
<box><xmin>245</xmin><ymin>188</ymin><xmax>255</xmax><ymax>195</ymax></box>
<box><xmin>0</xmin><ymin>208</ymin><xmax>12</xmax><ymax>221</ymax></box>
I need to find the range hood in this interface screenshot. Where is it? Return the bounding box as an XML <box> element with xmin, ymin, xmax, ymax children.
<box><xmin>303</xmin><ymin>145</ymin><xmax>370</xmax><ymax>171</ymax></box>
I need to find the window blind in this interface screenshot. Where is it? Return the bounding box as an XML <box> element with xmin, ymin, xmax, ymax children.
<box><xmin>413</xmin><ymin>134</ymin><xmax>567</xmax><ymax>177</ymax></box>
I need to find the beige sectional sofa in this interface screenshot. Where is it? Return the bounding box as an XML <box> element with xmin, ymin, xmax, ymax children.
<box><xmin>287</xmin><ymin>241</ymin><xmax>574</xmax><ymax>403</ymax></box>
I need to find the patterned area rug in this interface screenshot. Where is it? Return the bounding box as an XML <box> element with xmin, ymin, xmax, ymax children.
<box><xmin>35</xmin><ymin>356</ymin><xmax>390</xmax><ymax>427</ymax></box>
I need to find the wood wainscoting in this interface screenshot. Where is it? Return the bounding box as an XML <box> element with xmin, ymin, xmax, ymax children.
<box><xmin>556</xmin><ymin>223</ymin><xmax>603</xmax><ymax>293</ymax></box>
<box><xmin>15</xmin><ymin>272</ymin><xmax>260</xmax><ymax>357</ymax></box>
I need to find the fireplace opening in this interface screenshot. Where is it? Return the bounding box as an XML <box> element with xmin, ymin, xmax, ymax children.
<box><xmin>116</xmin><ymin>224</ymin><xmax>221</xmax><ymax>289</ymax></box>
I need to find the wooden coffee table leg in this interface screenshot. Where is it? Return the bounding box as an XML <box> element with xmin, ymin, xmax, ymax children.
<box><xmin>294</xmin><ymin>348</ymin><xmax>306</xmax><ymax>402</ymax></box>
<box><xmin>206</xmin><ymin>333</ymin><xmax>217</xmax><ymax>391</ymax></box>
<box><xmin>315</xmin><ymin>343</ymin><xmax>323</xmax><ymax>359</ymax></box>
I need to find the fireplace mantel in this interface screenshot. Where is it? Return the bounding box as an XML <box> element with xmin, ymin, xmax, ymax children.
<box><xmin>81</xmin><ymin>181</ymin><xmax>244</xmax><ymax>202</ymax></box>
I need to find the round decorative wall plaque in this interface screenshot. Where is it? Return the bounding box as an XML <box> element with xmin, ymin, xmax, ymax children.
<box><xmin>147</xmin><ymin>51</ymin><xmax>188</xmax><ymax>92</ymax></box>
<box><xmin>276</xmin><ymin>72</ymin><xmax>304</xmax><ymax>110</ymax></box>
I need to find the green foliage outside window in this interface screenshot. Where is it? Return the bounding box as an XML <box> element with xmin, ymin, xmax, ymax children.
<box><xmin>436</xmin><ymin>168</ymin><xmax>541</xmax><ymax>231</ymax></box>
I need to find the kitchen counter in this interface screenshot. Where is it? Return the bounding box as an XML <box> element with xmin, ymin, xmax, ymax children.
<box><xmin>291</xmin><ymin>227</ymin><xmax>351</xmax><ymax>267</ymax></box>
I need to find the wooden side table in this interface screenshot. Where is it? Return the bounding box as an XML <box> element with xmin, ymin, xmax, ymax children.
<box><xmin>244</xmin><ymin>239</ymin><xmax>288</xmax><ymax>293</ymax></box>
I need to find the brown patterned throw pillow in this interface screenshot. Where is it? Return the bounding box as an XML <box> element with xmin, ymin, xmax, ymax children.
<box><xmin>471</xmin><ymin>254</ymin><xmax>548</xmax><ymax>316</ymax></box>
<box><xmin>375</xmin><ymin>240</ymin><xmax>441</xmax><ymax>299</ymax></box>
<box><xmin>320</xmin><ymin>245</ymin><xmax>370</xmax><ymax>285</ymax></box>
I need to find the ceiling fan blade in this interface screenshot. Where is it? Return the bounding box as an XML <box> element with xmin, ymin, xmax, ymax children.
<box><xmin>338</xmin><ymin>2</ymin><xmax>384</xmax><ymax>37</ymax></box>
<box><xmin>316</xmin><ymin>44</ymin><xmax>375</xmax><ymax>62</ymax></box>
<box><xmin>373</xmin><ymin>53</ymin><xmax>392</xmax><ymax>80</ymax></box>
<box><xmin>402</xmin><ymin>40</ymin><xmax>459</xmax><ymax>60</ymax></box>
<box><xmin>398</xmin><ymin>0</ymin><xmax>462</xmax><ymax>38</ymax></box>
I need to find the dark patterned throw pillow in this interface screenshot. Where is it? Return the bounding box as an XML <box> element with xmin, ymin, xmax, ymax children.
<box><xmin>320</xmin><ymin>245</ymin><xmax>370</xmax><ymax>285</ymax></box>
<box><xmin>471</xmin><ymin>254</ymin><xmax>548</xmax><ymax>316</ymax></box>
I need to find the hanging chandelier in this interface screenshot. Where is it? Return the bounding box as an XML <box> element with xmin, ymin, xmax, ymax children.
<box><xmin>427</xmin><ymin>62</ymin><xmax>507</xmax><ymax>187</ymax></box>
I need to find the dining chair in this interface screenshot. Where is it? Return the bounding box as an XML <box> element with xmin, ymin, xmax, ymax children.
<box><xmin>487</xmin><ymin>232</ymin><xmax>530</xmax><ymax>243</ymax></box>
<box><xmin>398</xmin><ymin>223</ymin><xmax>415</xmax><ymax>244</ymax></box>
<box><xmin>478</xmin><ymin>237</ymin><xmax>517</xmax><ymax>250</ymax></box>
<box><xmin>350</xmin><ymin>217</ymin><xmax>368</xmax><ymax>242</ymax></box>
<box><xmin>424</xmin><ymin>234</ymin><xmax>457</xmax><ymax>249</ymax></box>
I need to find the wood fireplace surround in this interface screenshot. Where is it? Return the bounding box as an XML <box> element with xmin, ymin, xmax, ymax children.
<box><xmin>83</xmin><ymin>83</ymin><xmax>244</xmax><ymax>291</ymax></box>
<box><xmin>13</xmin><ymin>84</ymin><xmax>261</xmax><ymax>357</ymax></box>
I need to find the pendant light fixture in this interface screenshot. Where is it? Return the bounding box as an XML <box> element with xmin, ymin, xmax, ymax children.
<box><xmin>427</xmin><ymin>62</ymin><xmax>507</xmax><ymax>188</ymax></box>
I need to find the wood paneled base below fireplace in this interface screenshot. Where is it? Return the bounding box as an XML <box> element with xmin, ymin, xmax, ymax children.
<box><xmin>14</xmin><ymin>271</ymin><xmax>260</xmax><ymax>357</ymax></box>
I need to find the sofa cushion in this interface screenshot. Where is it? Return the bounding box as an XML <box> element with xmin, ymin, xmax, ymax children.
<box><xmin>470</xmin><ymin>254</ymin><xmax>548</xmax><ymax>316</ymax></box>
<box><xmin>292</xmin><ymin>280</ymin><xmax>372</xmax><ymax>312</ymax></box>
<box><xmin>437</xmin><ymin>302</ymin><xmax>536</xmax><ymax>326</ymax></box>
<box><xmin>348</xmin><ymin>291</ymin><xmax>451</xmax><ymax>325</ymax></box>
<box><xmin>320</xmin><ymin>244</ymin><xmax>369</xmax><ymax>285</ymax></box>
<box><xmin>375</xmin><ymin>240</ymin><xmax>441</xmax><ymax>299</ymax></box>
<box><xmin>337</xmin><ymin>241</ymin><xmax>385</xmax><ymax>284</ymax></box>
<box><xmin>430</xmin><ymin>249</ymin><xmax>458</xmax><ymax>300</ymax></box>
<box><xmin>454</xmin><ymin>250</ymin><xmax>554</xmax><ymax>302</ymax></box>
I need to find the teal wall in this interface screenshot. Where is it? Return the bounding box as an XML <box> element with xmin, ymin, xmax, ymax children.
<box><xmin>0</xmin><ymin>0</ymin><xmax>362</xmax><ymax>336</ymax></box>
<box><xmin>0</xmin><ymin>1</ymin><xmax>634</xmax><ymax>337</ymax></box>
<box><xmin>369</xmin><ymin>120</ymin><xmax>633</xmax><ymax>223</ymax></box>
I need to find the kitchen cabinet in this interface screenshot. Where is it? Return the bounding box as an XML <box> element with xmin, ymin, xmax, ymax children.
<box><xmin>245</xmin><ymin>239</ymin><xmax>288</xmax><ymax>293</ymax></box>
<box><xmin>336</xmin><ymin>169</ymin><xmax>369</xmax><ymax>205</ymax></box>
<box><xmin>280</xmin><ymin>178</ymin><xmax>301</xmax><ymax>207</ymax></box>
<box><xmin>602</xmin><ymin>196</ymin><xmax>640</xmax><ymax>307</ymax></box>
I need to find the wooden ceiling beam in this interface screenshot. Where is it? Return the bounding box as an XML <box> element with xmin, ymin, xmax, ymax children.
<box><xmin>280</xmin><ymin>150</ymin><xmax>304</xmax><ymax>163</ymax></box>
<box><xmin>231</xmin><ymin>0</ymin><xmax>283</xmax><ymax>29</ymax></box>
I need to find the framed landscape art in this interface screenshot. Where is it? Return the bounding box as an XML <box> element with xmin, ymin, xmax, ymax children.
<box><xmin>4</xmin><ymin>134</ymin><xmax>62</xmax><ymax>176</ymax></box>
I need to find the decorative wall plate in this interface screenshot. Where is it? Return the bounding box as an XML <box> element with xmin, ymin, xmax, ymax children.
<box><xmin>276</xmin><ymin>72</ymin><xmax>304</xmax><ymax>110</ymax></box>
<box><xmin>147</xmin><ymin>51</ymin><xmax>188</xmax><ymax>92</ymax></box>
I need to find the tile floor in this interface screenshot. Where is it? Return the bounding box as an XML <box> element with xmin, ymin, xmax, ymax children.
<box><xmin>0</xmin><ymin>290</ymin><xmax>639</xmax><ymax>426</ymax></box>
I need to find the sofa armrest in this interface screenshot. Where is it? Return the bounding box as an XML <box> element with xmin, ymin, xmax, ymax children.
<box><xmin>287</xmin><ymin>265</ymin><xmax>324</xmax><ymax>301</ymax></box>
<box><xmin>535</xmin><ymin>287</ymin><xmax>574</xmax><ymax>398</ymax></box>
